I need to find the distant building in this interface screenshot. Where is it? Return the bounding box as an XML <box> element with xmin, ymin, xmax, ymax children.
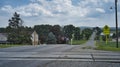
<box><xmin>112</xmin><ymin>38</ymin><xmax>120</xmax><ymax>42</ymax></box>
<box><xmin>0</xmin><ymin>33</ymin><xmax>8</xmax><ymax>44</ymax></box>
<box><xmin>100</xmin><ymin>32</ymin><xmax>120</xmax><ymax>42</ymax></box>
<box><xmin>31</xmin><ymin>31</ymin><xmax>39</xmax><ymax>45</ymax></box>
<box><xmin>100</xmin><ymin>32</ymin><xmax>113</xmax><ymax>37</ymax></box>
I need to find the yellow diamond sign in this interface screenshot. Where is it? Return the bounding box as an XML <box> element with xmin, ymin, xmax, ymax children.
<box><xmin>103</xmin><ymin>25</ymin><xmax>110</xmax><ymax>35</ymax></box>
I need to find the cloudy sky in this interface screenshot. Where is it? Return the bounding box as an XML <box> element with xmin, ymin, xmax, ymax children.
<box><xmin>0</xmin><ymin>0</ymin><xmax>120</xmax><ymax>27</ymax></box>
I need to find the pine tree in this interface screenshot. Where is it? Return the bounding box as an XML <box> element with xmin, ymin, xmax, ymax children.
<box><xmin>8</xmin><ymin>12</ymin><xmax>23</xmax><ymax>29</ymax></box>
<box><xmin>47</xmin><ymin>32</ymin><xmax>57</xmax><ymax>44</ymax></box>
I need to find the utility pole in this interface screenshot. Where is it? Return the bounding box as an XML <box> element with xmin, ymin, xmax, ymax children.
<box><xmin>115</xmin><ymin>0</ymin><xmax>119</xmax><ymax>48</ymax></box>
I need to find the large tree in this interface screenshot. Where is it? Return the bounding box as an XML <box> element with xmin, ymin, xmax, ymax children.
<box><xmin>82</xmin><ymin>28</ymin><xmax>93</xmax><ymax>40</ymax></box>
<box><xmin>51</xmin><ymin>25</ymin><xmax>61</xmax><ymax>36</ymax></box>
<box><xmin>93</xmin><ymin>27</ymin><xmax>102</xmax><ymax>40</ymax></box>
<box><xmin>8</xmin><ymin>12</ymin><xmax>23</xmax><ymax>29</ymax></box>
<box><xmin>74</xmin><ymin>27</ymin><xmax>81</xmax><ymax>40</ymax></box>
<box><xmin>34</xmin><ymin>25</ymin><xmax>52</xmax><ymax>44</ymax></box>
<box><xmin>51</xmin><ymin>25</ymin><xmax>64</xmax><ymax>43</ymax></box>
<box><xmin>7</xmin><ymin>12</ymin><xmax>31</xmax><ymax>44</ymax></box>
<box><xmin>46</xmin><ymin>32</ymin><xmax>57</xmax><ymax>44</ymax></box>
<box><xmin>63</xmin><ymin>25</ymin><xmax>75</xmax><ymax>39</ymax></box>
<box><xmin>94</xmin><ymin>27</ymin><xmax>102</xmax><ymax>35</ymax></box>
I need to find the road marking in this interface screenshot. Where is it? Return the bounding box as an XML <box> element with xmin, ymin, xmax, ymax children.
<box><xmin>0</xmin><ymin>57</ymin><xmax>120</xmax><ymax>63</ymax></box>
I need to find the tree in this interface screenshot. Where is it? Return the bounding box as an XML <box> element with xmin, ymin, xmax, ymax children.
<box><xmin>8</xmin><ymin>12</ymin><xmax>23</xmax><ymax>29</ymax></box>
<box><xmin>93</xmin><ymin>27</ymin><xmax>102</xmax><ymax>40</ymax></box>
<box><xmin>63</xmin><ymin>25</ymin><xmax>75</xmax><ymax>39</ymax></box>
<box><xmin>51</xmin><ymin>25</ymin><xmax>63</xmax><ymax>43</ymax></box>
<box><xmin>34</xmin><ymin>25</ymin><xmax>52</xmax><ymax>44</ymax></box>
<box><xmin>7</xmin><ymin>12</ymin><xmax>23</xmax><ymax>44</ymax></box>
<box><xmin>93</xmin><ymin>27</ymin><xmax>102</xmax><ymax>36</ymax></box>
<box><xmin>7</xmin><ymin>26</ymin><xmax>32</xmax><ymax>44</ymax></box>
<box><xmin>7</xmin><ymin>12</ymin><xmax>31</xmax><ymax>44</ymax></box>
<box><xmin>74</xmin><ymin>27</ymin><xmax>81</xmax><ymax>40</ymax></box>
<box><xmin>51</xmin><ymin>25</ymin><xmax>61</xmax><ymax>36</ymax></box>
<box><xmin>18</xmin><ymin>27</ymin><xmax>32</xmax><ymax>44</ymax></box>
<box><xmin>112</xmin><ymin>33</ymin><xmax>116</xmax><ymax>38</ymax></box>
<box><xmin>119</xmin><ymin>32</ymin><xmax>120</xmax><ymax>37</ymax></box>
<box><xmin>46</xmin><ymin>32</ymin><xmax>57</xmax><ymax>44</ymax></box>
<box><xmin>82</xmin><ymin>28</ymin><xmax>93</xmax><ymax>40</ymax></box>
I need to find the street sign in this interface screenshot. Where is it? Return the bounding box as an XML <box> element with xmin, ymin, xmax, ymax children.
<box><xmin>103</xmin><ymin>25</ymin><xmax>110</xmax><ymax>35</ymax></box>
<box><xmin>103</xmin><ymin>25</ymin><xmax>110</xmax><ymax>44</ymax></box>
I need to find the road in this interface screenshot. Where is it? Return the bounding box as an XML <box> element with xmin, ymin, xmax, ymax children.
<box><xmin>85</xmin><ymin>31</ymin><xmax>96</xmax><ymax>47</ymax></box>
<box><xmin>0</xmin><ymin>33</ymin><xmax>120</xmax><ymax>67</ymax></box>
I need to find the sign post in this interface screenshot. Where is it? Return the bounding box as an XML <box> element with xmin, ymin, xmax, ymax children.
<box><xmin>103</xmin><ymin>25</ymin><xmax>110</xmax><ymax>44</ymax></box>
<box><xmin>115</xmin><ymin>0</ymin><xmax>119</xmax><ymax>48</ymax></box>
<box><xmin>71</xmin><ymin>33</ymin><xmax>74</xmax><ymax>45</ymax></box>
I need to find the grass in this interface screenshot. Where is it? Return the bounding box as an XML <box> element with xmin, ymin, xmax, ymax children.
<box><xmin>95</xmin><ymin>41</ymin><xmax>120</xmax><ymax>51</ymax></box>
<box><xmin>0</xmin><ymin>44</ymin><xmax>27</xmax><ymax>48</ymax></box>
<box><xmin>69</xmin><ymin>40</ymin><xmax>87</xmax><ymax>45</ymax></box>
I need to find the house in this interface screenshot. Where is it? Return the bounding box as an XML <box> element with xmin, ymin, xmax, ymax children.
<box><xmin>112</xmin><ymin>38</ymin><xmax>120</xmax><ymax>42</ymax></box>
<box><xmin>31</xmin><ymin>31</ymin><xmax>39</xmax><ymax>45</ymax></box>
<box><xmin>100</xmin><ymin>32</ymin><xmax>120</xmax><ymax>42</ymax></box>
<box><xmin>0</xmin><ymin>33</ymin><xmax>8</xmax><ymax>44</ymax></box>
<box><xmin>100</xmin><ymin>32</ymin><xmax>113</xmax><ymax>37</ymax></box>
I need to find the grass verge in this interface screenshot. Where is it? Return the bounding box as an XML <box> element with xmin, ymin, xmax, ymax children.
<box><xmin>69</xmin><ymin>40</ymin><xmax>87</xmax><ymax>45</ymax></box>
<box><xmin>95</xmin><ymin>41</ymin><xmax>120</xmax><ymax>51</ymax></box>
<box><xmin>0</xmin><ymin>44</ymin><xmax>27</xmax><ymax>48</ymax></box>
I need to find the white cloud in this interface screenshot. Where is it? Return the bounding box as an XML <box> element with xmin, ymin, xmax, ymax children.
<box><xmin>0</xmin><ymin>0</ymin><xmax>119</xmax><ymax>27</ymax></box>
<box><xmin>104</xmin><ymin>0</ymin><xmax>109</xmax><ymax>3</ymax></box>
<box><xmin>96</xmin><ymin>8</ymin><xmax>105</xmax><ymax>13</ymax></box>
<box><xmin>1</xmin><ymin>3</ymin><xmax>53</xmax><ymax>16</ymax></box>
<box><xmin>2</xmin><ymin>0</ymin><xmax>111</xmax><ymax>17</ymax></box>
<box><xmin>19</xmin><ymin>3</ymin><xmax>53</xmax><ymax>16</ymax></box>
<box><xmin>1</xmin><ymin>5</ymin><xmax>15</xmax><ymax>13</ymax></box>
<box><xmin>1</xmin><ymin>0</ymin><xmax>91</xmax><ymax>17</ymax></box>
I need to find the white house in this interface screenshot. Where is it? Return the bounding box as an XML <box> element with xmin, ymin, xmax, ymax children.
<box><xmin>0</xmin><ymin>33</ymin><xmax>8</xmax><ymax>43</ymax></box>
<box><xmin>112</xmin><ymin>38</ymin><xmax>120</xmax><ymax>42</ymax></box>
<box><xmin>100</xmin><ymin>32</ymin><xmax>120</xmax><ymax>42</ymax></box>
<box><xmin>100</xmin><ymin>32</ymin><xmax>113</xmax><ymax>36</ymax></box>
<box><xmin>31</xmin><ymin>31</ymin><xmax>39</xmax><ymax>45</ymax></box>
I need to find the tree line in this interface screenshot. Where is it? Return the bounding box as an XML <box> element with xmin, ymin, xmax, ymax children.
<box><xmin>0</xmin><ymin>12</ymin><xmax>93</xmax><ymax>44</ymax></box>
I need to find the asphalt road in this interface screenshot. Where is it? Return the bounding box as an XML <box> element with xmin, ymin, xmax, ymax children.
<box><xmin>85</xmin><ymin>31</ymin><xmax>96</xmax><ymax>47</ymax></box>
<box><xmin>0</xmin><ymin>33</ymin><xmax>120</xmax><ymax>67</ymax></box>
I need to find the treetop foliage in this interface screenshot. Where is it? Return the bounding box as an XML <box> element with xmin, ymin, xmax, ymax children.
<box><xmin>0</xmin><ymin>12</ymin><xmax>94</xmax><ymax>44</ymax></box>
<box><xmin>8</xmin><ymin>12</ymin><xmax>23</xmax><ymax>29</ymax></box>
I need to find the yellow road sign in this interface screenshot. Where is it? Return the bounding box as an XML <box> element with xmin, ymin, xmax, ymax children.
<box><xmin>103</xmin><ymin>25</ymin><xmax>110</xmax><ymax>35</ymax></box>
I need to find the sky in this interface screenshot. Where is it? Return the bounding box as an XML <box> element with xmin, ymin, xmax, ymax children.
<box><xmin>0</xmin><ymin>0</ymin><xmax>120</xmax><ymax>27</ymax></box>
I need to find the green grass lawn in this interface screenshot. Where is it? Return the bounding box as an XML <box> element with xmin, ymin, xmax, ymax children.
<box><xmin>0</xmin><ymin>44</ymin><xmax>27</xmax><ymax>48</ymax></box>
<box><xmin>96</xmin><ymin>41</ymin><xmax>120</xmax><ymax>51</ymax></box>
<box><xmin>69</xmin><ymin>40</ymin><xmax>87</xmax><ymax>45</ymax></box>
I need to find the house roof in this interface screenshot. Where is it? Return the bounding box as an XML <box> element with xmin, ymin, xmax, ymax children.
<box><xmin>100</xmin><ymin>32</ymin><xmax>113</xmax><ymax>36</ymax></box>
<box><xmin>0</xmin><ymin>33</ymin><xmax>8</xmax><ymax>37</ymax></box>
<box><xmin>0</xmin><ymin>33</ymin><xmax>8</xmax><ymax>42</ymax></box>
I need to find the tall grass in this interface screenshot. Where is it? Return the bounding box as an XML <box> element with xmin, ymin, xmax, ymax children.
<box><xmin>96</xmin><ymin>41</ymin><xmax>120</xmax><ymax>51</ymax></box>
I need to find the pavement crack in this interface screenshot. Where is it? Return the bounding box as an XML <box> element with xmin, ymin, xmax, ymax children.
<box><xmin>91</xmin><ymin>54</ymin><xmax>95</xmax><ymax>62</ymax></box>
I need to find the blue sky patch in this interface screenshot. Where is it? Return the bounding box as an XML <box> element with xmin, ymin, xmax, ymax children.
<box><xmin>0</xmin><ymin>0</ymin><xmax>120</xmax><ymax>27</ymax></box>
